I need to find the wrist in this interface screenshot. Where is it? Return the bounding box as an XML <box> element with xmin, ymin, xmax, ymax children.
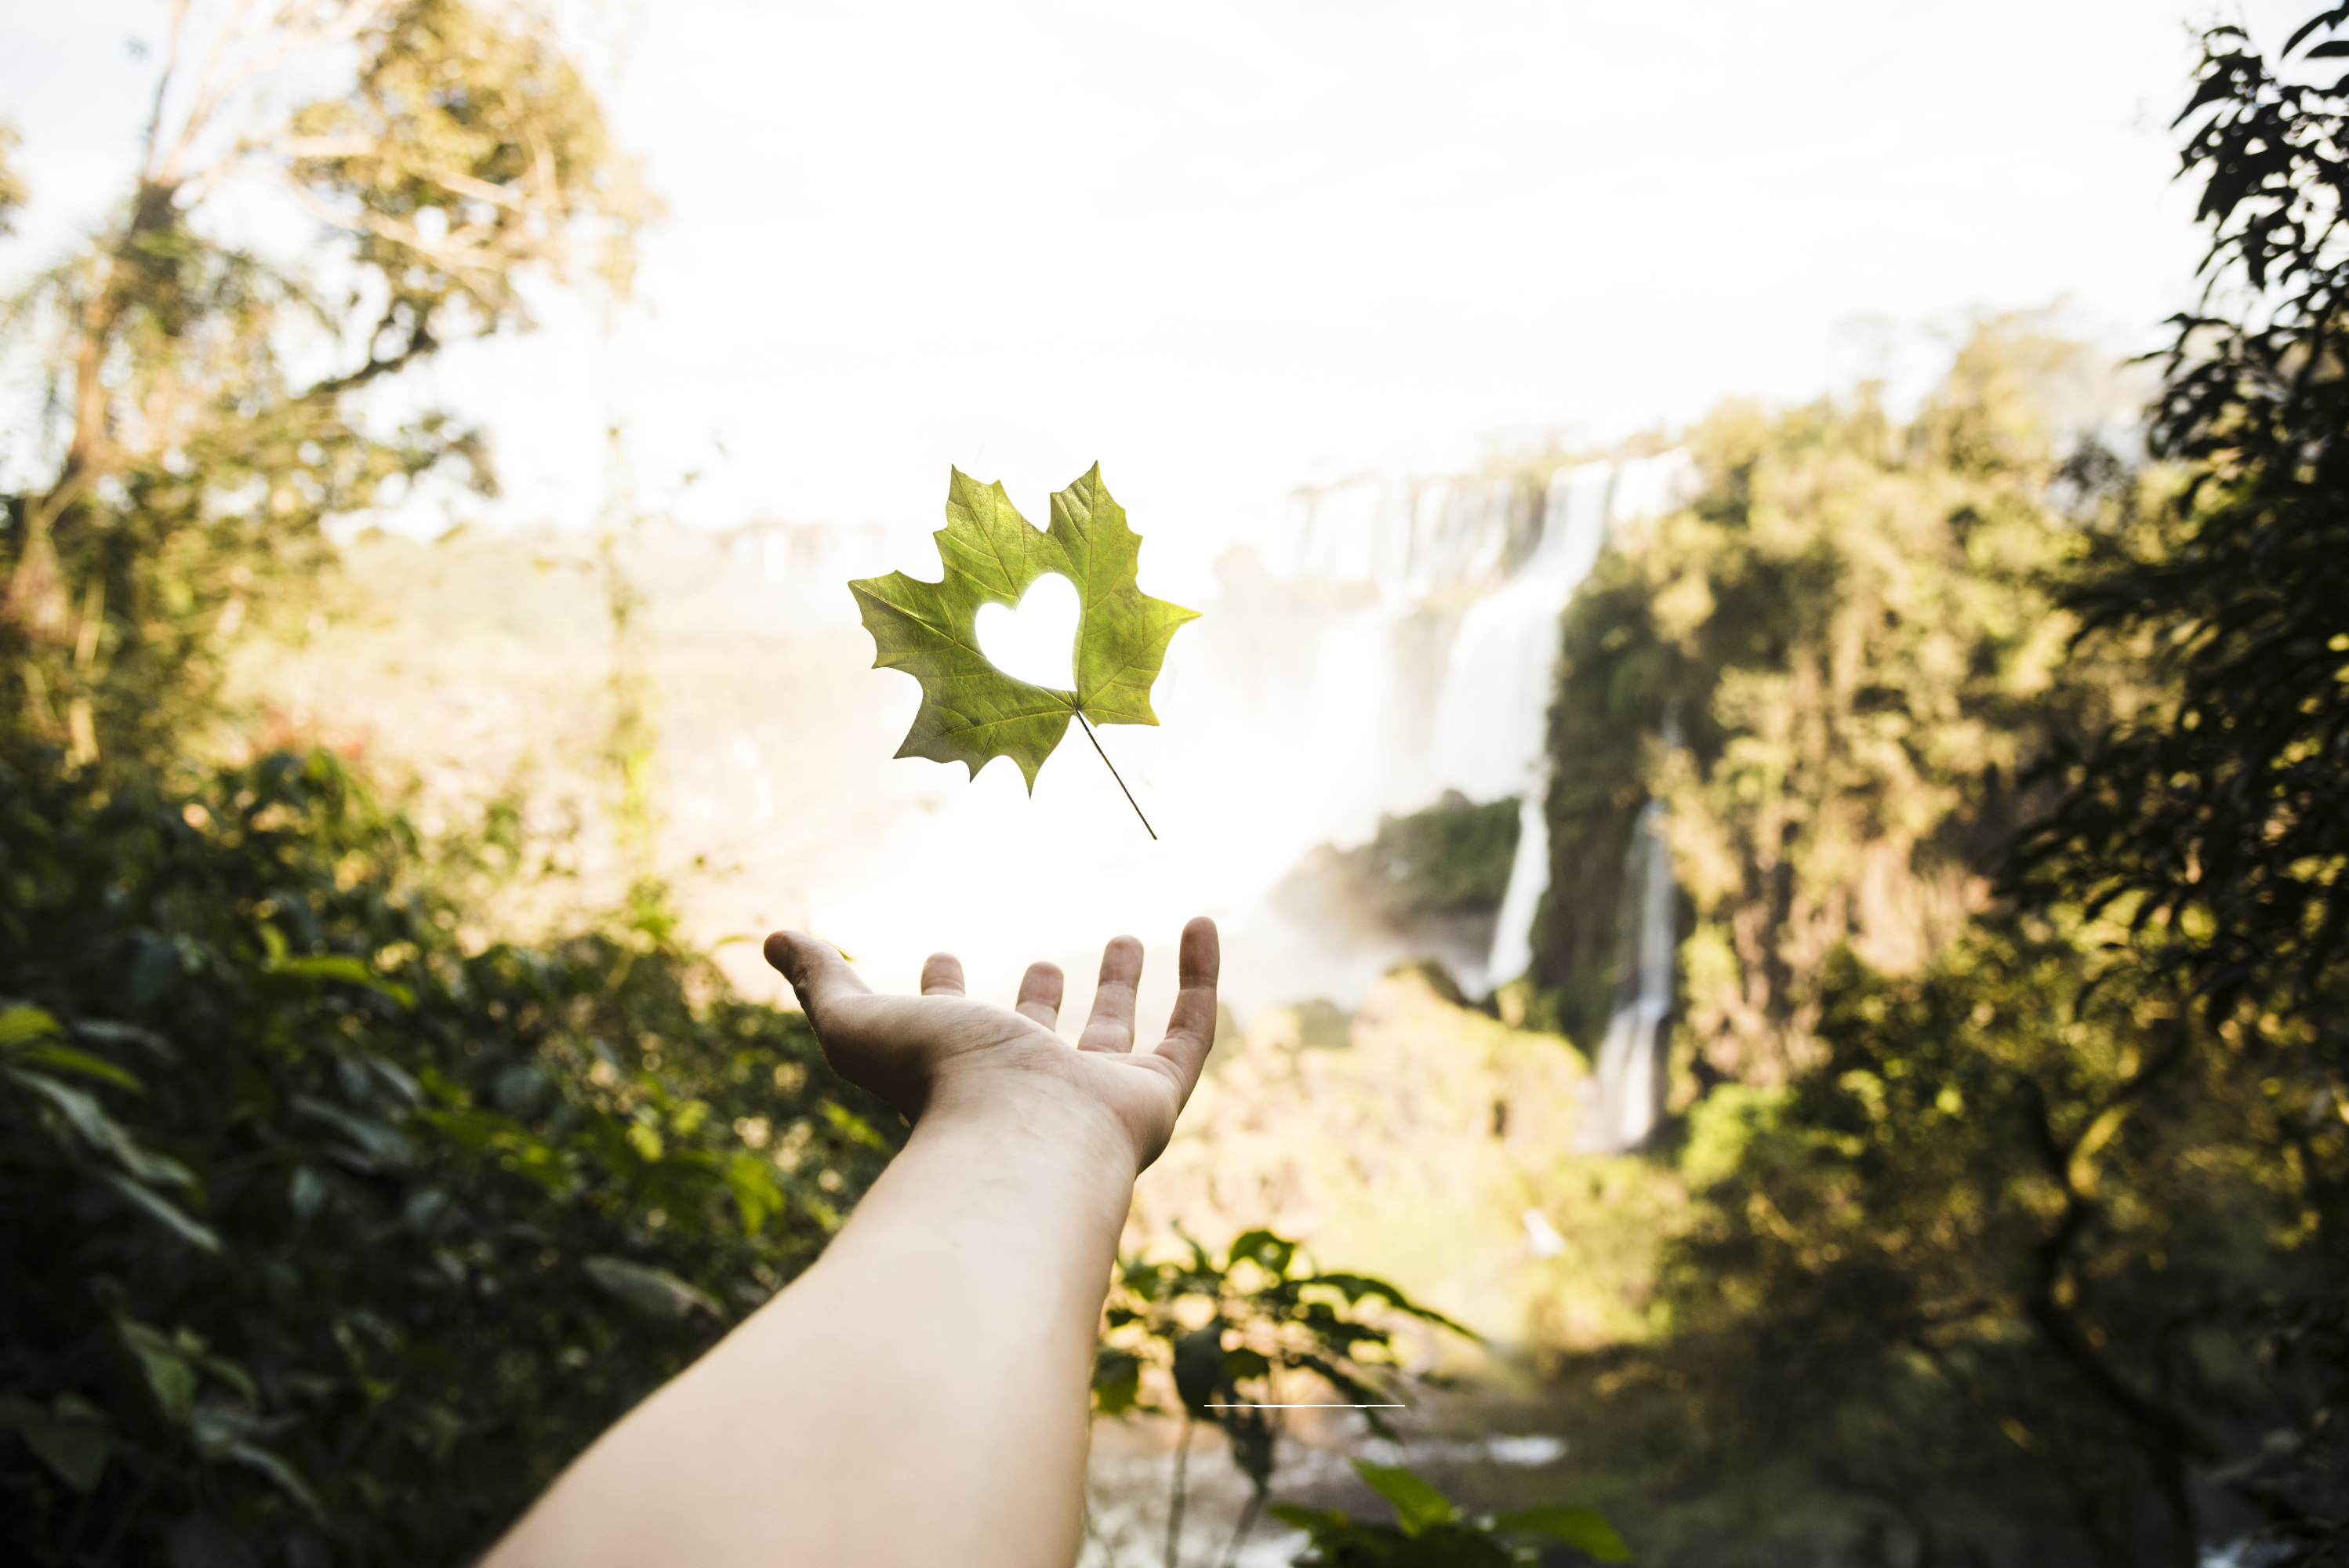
<box><xmin>916</xmin><ymin>1064</ymin><xmax>1142</xmax><ymax>1181</ymax></box>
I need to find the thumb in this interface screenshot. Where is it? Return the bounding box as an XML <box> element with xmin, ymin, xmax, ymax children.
<box><xmin>763</xmin><ymin>932</ymin><xmax>871</xmax><ymax>1027</ymax></box>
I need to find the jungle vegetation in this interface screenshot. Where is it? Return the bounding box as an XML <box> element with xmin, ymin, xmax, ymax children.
<box><xmin>0</xmin><ymin>5</ymin><xmax>903</xmax><ymax>1564</ymax></box>
<box><xmin>1523</xmin><ymin>10</ymin><xmax>2349</xmax><ymax>1564</ymax></box>
<box><xmin>2</xmin><ymin>1</ymin><xmax>2346</xmax><ymax>1566</ymax></box>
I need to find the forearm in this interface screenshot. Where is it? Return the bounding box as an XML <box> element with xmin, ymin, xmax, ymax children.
<box><xmin>489</xmin><ymin>1096</ymin><xmax>1136</xmax><ymax>1568</ymax></box>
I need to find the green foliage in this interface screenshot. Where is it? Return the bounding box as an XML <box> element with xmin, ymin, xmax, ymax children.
<box><xmin>1280</xmin><ymin>792</ymin><xmax>1522</xmax><ymax>960</ymax></box>
<box><xmin>1530</xmin><ymin>324</ymin><xmax>2119</xmax><ymax>1083</ymax></box>
<box><xmin>0</xmin><ymin>10</ymin><xmax>893</xmax><ymax>1565</ymax></box>
<box><xmin>1271</xmin><ymin>1459</ymin><xmax>1628</xmax><ymax>1566</ymax></box>
<box><xmin>1092</xmin><ymin>1229</ymin><xmax>1470</xmax><ymax>1564</ymax></box>
<box><xmin>1652</xmin><ymin>919</ymin><xmax>2321</xmax><ymax>1563</ymax></box>
<box><xmin>289</xmin><ymin>0</ymin><xmax>648</xmax><ymax>324</ymax></box>
<box><xmin>1523</xmin><ymin>305</ymin><xmax>2339</xmax><ymax>1555</ymax></box>
<box><xmin>2017</xmin><ymin>6</ymin><xmax>2349</xmax><ymax>1127</ymax></box>
<box><xmin>1</xmin><ymin>0</ymin><xmax>646</xmax><ymax>771</ymax></box>
<box><xmin>0</xmin><ymin>744</ymin><xmax>901</xmax><ymax>1563</ymax></box>
<box><xmin>2003</xmin><ymin>13</ymin><xmax>2349</xmax><ymax>1559</ymax></box>
<box><xmin>849</xmin><ymin>465</ymin><xmax>1198</xmax><ymax>790</ymax></box>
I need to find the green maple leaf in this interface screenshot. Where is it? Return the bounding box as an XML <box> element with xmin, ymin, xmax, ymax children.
<box><xmin>848</xmin><ymin>464</ymin><xmax>1199</xmax><ymax>795</ymax></box>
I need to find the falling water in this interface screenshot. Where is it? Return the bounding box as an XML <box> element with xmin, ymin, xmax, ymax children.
<box><xmin>1476</xmin><ymin>454</ymin><xmax>1692</xmax><ymax>989</ymax></box>
<box><xmin>1268</xmin><ymin>452</ymin><xmax>1694</xmax><ymax>997</ymax></box>
<box><xmin>1573</xmin><ymin>797</ymin><xmax>1676</xmax><ymax>1152</ymax></box>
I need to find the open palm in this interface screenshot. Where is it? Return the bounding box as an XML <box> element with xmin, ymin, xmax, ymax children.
<box><xmin>763</xmin><ymin>918</ymin><xmax>1221</xmax><ymax>1174</ymax></box>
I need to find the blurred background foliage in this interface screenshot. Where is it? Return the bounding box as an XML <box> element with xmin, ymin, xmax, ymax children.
<box><xmin>1500</xmin><ymin>13</ymin><xmax>2349</xmax><ymax>1564</ymax></box>
<box><xmin>2</xmin><ymin>2</ymin><xmax>2346</xmax><ymax>1566</ymax></box>
<box><xmin>0</xmin><ymin>4</ymin><xmax>891</xmax><ymax>1564</ymax></box>
<box><xmin>0</xmin><ymin>746</ymin><xmax>898</xmax><ymax>1564</ymax></box>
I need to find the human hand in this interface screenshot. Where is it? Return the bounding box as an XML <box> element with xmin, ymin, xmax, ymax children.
<box><xmin>761</xmin><ymin>918</ymin><xmax>1221</xmax><ymax>1174</ymax></box>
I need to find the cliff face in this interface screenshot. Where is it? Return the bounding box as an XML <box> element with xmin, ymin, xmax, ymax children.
<box><xmin>1530</xmin><ymin>328</ymin><xmax>2145</xmax><ymax>1091</ymax></box>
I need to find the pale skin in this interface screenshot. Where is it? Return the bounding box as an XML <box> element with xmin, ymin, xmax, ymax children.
<box><xmin>486</xmin><ymin>916</ymin><xmax>1222</xmax><ymax>1568</ymax></box>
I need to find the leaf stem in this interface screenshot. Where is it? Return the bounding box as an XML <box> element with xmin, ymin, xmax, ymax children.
<box><xmin>1164</xmin><ymin>1415</ymin><xmax>1193</xmax><ymax>1568</ymax></box>
<box><xmin>1075</xmin><ymin>707</ymin><xmax>1156</xmax><ymax>840</ymax></box>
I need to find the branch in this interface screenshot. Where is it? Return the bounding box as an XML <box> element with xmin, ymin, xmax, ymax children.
<box><xmin>2017</xmin><ymin>1079</ymin><xmax>2222</xmax><ymax>1466</ymax></box>
<box><xmin>298</xmin><ymin>309</ymin><xmax>439</xmax><ymax>401</ymax></box>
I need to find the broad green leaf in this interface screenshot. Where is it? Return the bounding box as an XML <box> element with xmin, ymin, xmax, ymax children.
<box><xmin>292</xmin><ymin>1094</ymin><xmax>413</xmax><ymax>1171</ymax></box>
<box><xmin>1226</xmin><ymin>1229</ymin><xmax>1297</xmax><ymax>1276</ymax></box>
<box><xmin>0</xmin><ymin>1004</ymin><xmax>61</xmax><ymax>1047</ymax></box>
<box><xmin>1352</xmin><ymin>1459</ymin><xmax>1457</xmax><ymax>1537</ymax></box>
<box><xmin>122</xmin><ymin>1321</ymin><xmax>203</xmax><ymax>1421</ymax></box>
<box><xmin>1491</xmin><ymin>1505</ymin><xmax>1632</xmax><ymax>1561</ymax></box>
<box><xmin>1091</xmin><ymin>1348</ymin><xmax>1142</xmax><ymax>1416</ymax></box>
<box><xmin>223</xmin><ymin>1441</ymin><xmax>327</xmax><ymax>1520</ymax></box>
<box><xmin>100</xmin><ymin>1172</ymin><xmax>223</xmax><ymax>1252</ymax></box>
<box><xmin>723</xmin><ymin>1151</ymin><xmax>782</xmax><ymax>1236</ymax></box>
<box><xmin>6</xmin><ymin>1067</ymin><xmax>190</xmax><ymax>1185</ymax></box>
<box><xmin>1265</xmin><ymin>1503</ymin><xmax>1363</xmax><ymax>1539</ymax></box>
<box><xmin>71</xmin><ymin>1018</ymin><xmax>179</xmax><ymax>1062</ymax></box>
<box><xmin>17</xmin><ymin>1043</ymin><xmax>143</xmax><ymax>1093</ymax></box>
<box><xmin>1173</xmin><ymin>1324</ymin><xmax>1228</xmax><ymax>1413</ymax></box>
<box><xmin>270</xmin><ymin>953</ymin><xmax>415</xmax><ymax>1008</ymax></box>
<box><xmin>849</xmin><ymin>466</ymin><xmax>1197</xmax><ymax>790</ymax></box>
<box><xmin>0</xmin><ymin>1396</ymin><xmax>108</xmax><ymax>1493</ymax></box>
<box><xmin>822</xmin><ymin>1102</ymin><xmax>891</xmax><ymax>1150</ymax></box>
<box><xmin>584</xmin><ymin>1255</ymin><xmax>720</xmax><ymax>1319</ymax></box>
<box><xmin>1310</xmin><ymin>1272</ymin><xmax>1480</xmax><ymax>1339</ymax></box>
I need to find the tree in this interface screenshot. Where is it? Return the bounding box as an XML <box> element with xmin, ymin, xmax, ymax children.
<box><xmin>0</xmin><ymin>746</ymin><xmax>904</xmax><ymax>1563</ymax></box>
<box><xmin>0</xmin><ymin>11</ymin><xmax>906</xmax><ymax>1563</ymax></box>
<box><xmin>1526</xmin><ymin>319</ymin><xmax>2341</xmax><ymax>1561</ymax></box>
<box><xmin>0</xmin><ymin>0</ymin><xmax>648</xmax><ymax>768</ymax></box>
<box><xmin>1658</xmin><ymin>920</ymin><xmax>2311</xmax><ymax>1568</ymax></box>
<box><xmin>2010</xmin><ymin>11</ymin><xmax>2349</xmax><ymax>1556</ymax></box>
<box><xmin>0</xmin><ymin>121</ymin><xmax>25</xmax><ymax>239</ymax></box>
<box><xmin>1528</xmin><ymin>322</ymin><xmax>2120</xmax><ymax>1086</ymax></box>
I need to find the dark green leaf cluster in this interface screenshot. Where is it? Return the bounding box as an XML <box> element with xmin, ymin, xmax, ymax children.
<box><xmin>0</xmin><ymin>743</ymin><xmax>900</xmax><ymax>1565</ymax></box>
<box><xmin>1273</xmin><ymin>1458</ymin><xmax>1628</xmax><ymax>1566</ymax></box>
<box><xmin>1521</xmin><ymin>310</ymin><xmax>2342</xmax><ymax>1555</ymax></box>
<box><xmin>1094</xmin><ymin>1230</ymin><xmax>1470</xmax><ymax>1494</ymax></box>
<box><xmin>2002</xmin><ymin>16</ymin><xmax>2349</xmax><ymax>1557</ymax></box>
<box><xmin>2019</xmin><ymin>11</ymin><xmax>2349</xmax><ymax>1033</ymax></box>
<box><xmin>1657</xmin><ymin>923</ymin><xmax>2327</xmax><ymax>1563</ymax></box>
<box><xmin>1528</xmin><ymin>331</ymin><xmax>2097</xmax><ymax>1078</ymax></box>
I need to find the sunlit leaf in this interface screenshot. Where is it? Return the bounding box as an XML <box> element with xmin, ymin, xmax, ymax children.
<box><xmin>270</xmin><ymin>953</ymin><xmax>415</xmax><ymax>1009</ymax></box>
<box><xmin>1492</xmin><ymin>1504</ymin><xmax>1632</xmax><ymax>1560</ymax></box>
<box><xmin>1352</xmin><ymin>1460</ymin><xmax>1457</xmax><ymax>1537</ymax></box>
<box><xmin>0</xmin><ymin>1004</ymin><xmax>61</xmax><ymax>1047</ymax></box>
<box><xmin>848</xmin><ymin>466</ymin><xmax>1196</xmax><ymax>791</ymax></box>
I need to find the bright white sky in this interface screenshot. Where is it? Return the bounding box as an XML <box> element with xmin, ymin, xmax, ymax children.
<box><xmin>0</xmin><ymin>0</ymin><xmax>2296</xmax><ymax>598</ymax></box>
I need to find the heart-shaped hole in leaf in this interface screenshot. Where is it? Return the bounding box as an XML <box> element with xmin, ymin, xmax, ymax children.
<box><xmin>975</xmin><ymin>572</ymin><xmax>1080</xmax><ymax>691</ymax></box>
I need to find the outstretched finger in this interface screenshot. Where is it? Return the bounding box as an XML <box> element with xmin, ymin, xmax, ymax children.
<box><xmin>1077</xmin><ymin>935</ymin><xmax>1143</xmax><ymax>1054</ymax></box>
<box><xmin>1146</xmin><ymin>916</ymin><xmax>1221</xmax><ymax>1092</ymax></box>
<box><xmin>763</xmin><ymin>931</ymin><xmax>872</xmax><ymax>1031</ymax></box>
<box><xmin>1016</xmin><ymin>961</ymin><xmax>1065</xmax><ymax>1029</ymax></box>
<box><xmin>921</xmin><ymin>952</ymin><xmax>967</xmax><ymax>997</ymax></box>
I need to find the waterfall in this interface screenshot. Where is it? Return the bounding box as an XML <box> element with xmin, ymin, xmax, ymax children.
<box><xmin>1477</xmin><ymin>453</ymin><xmax>1692</xmax><ymax>989</ymax></box>
<box><xmin>1261</xmin><ymin>448</ymin><xmax>1693</xmax><ymax>1006</ymax></box>
<box><xmin>1573</xmin><ymin>797</ymin><xmax>1676</xmax><ymax>1153</ymax></box>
